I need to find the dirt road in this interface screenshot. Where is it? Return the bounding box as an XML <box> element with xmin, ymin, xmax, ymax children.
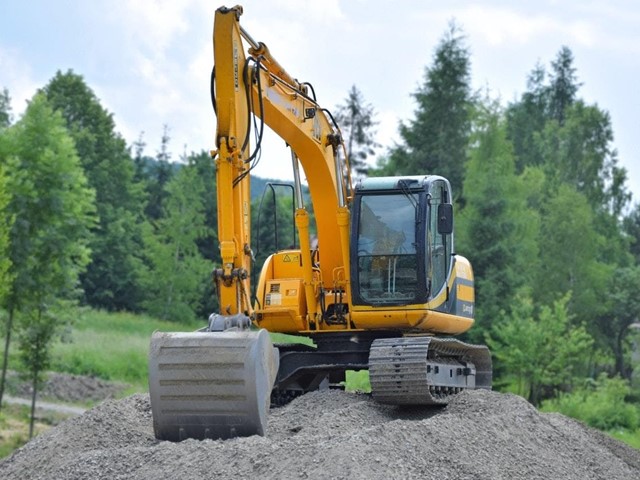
<box><xmin>3</xmin><ymin>396</ymin><xmax>86</xmax><ymax>416</ymax></box>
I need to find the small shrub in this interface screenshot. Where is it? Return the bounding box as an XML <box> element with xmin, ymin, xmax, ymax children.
<box><xmin>541</xmin><ymin>374</ymin><xmax>640</xmax><ymax>431</ymax></box>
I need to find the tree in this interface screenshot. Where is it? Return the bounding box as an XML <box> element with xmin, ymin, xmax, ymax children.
<box><xmin>0</xmin><ymin>126</ymin><xmax>13</xmax><ymax>410</ymax></box>
<box><xmin>0</xmin><ymin>163</ymin><xmax>13</xmax><ymax>305</ymax></box>
<box><xmin>18</xmin><ymin>307</ymin><xmax>57</xmax><ymax>438</ymax></box>
<box><xmin>538</xmin><ymin>101</ymin><xmax>628</xmax><ymax>215</ymax></box>
<box><xmin>505</xmin><ymin>63</ymin><xmax>548</xmax><ymax>172</ymax></box>
<box><xmin>188</xmin><ymin>150</ymin><xmax>219</xmax><ymax>317</ymax></box>
<box><xmin>533</xmin><ymin>184</ymin><xmax>612</xmax><ymax>328</ymax></box>
<box><xmin>379</xmin><ymin>22</ymin><xmax>472</xmax><ymax>192</ymax></box>
<box><xmin>0</xmin><ymin>88</ymin><xmax>12</xmax><ymax>129</ymax></box>
<box><xmin>0</xmin><ymin>93</ymin><xmax>95</xmax><ymax>411</ymax></box>
<box><xmin>487</xmin><ymin>294</ymin><xmax>594</xmax><ymax>406</ymax></box>
<box><xmin>623</xmin><ymin>203</ymin><xmax>640</xmax><ymax>264</ymax></box>
<box><xmin>0</xmin><ymin>160</ymin><xmax>13</xmax><ymax>409</ymax></box>
<box><xmin>506</xmin><ymin>47</ymin><xmax>582</xmax><ymax>174</ymax></box>
<box><xmin>145</xmin><ymin>125</ymin><xmax>175</xmax><ymax>221</ymax></box>
<box><xmin>548</xmin><ymin>46</ymin><xmax>580</xmax><ymax>125</ymax></box>
<box><xmin>334</xmin><ymin>85</ymin><xmax>379</xmax><ymax>177</ymax></box>
<box><xmin>42</xmin><ymin>70</ymin><xmax>145</xmax><ymax>311</ymax></box>
<box><xmin>601</xmin><ymin>266</ymin><xmax>640</xmax><ymax>379</ymax></box>
<box><xmin>457</xmin><ymin>104</ymin><xmax>539</xmax><ymax>341</ymax></box>
<box><xmin>132</xmin><ymin>131</ymin><xmax>148</xmax><ymax>183</ymax></box>
<box><xmin>141</xmin><ymin>164</ymin><xmax>211</xmax><ymax>323</ymax></box>
<box><xmin>505</xmin><ymin>47</ymin><xmax>629</xmax><ymax>217</ymax></box>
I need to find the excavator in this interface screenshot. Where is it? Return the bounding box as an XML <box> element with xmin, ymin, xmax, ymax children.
<box><xmin>148</xmin><ymin>5</ymin><xmax>492</xmax><ymax>442</ymax></box>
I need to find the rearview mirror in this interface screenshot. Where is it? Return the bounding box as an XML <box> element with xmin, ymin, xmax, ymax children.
<box><xmin>437</xmin><ymin>203</ymin><xmax>453</xmax><ymax>235</ymax></box>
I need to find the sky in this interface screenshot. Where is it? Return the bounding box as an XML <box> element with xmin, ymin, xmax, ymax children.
<box><xmin>1</xmin><ymin>0</ymin><xmax>639</xmax><ymax>204</ymax></box>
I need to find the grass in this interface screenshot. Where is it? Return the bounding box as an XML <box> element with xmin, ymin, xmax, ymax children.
<box><xmin>609</xmin><ymin>429</ymin><xmax>640</xmax><ymax>449</ymax></box>
<box><xmin>345</xmin><ymin>370</ymin><xmax>371</xmax><ymax>392</ymax></box>
<box><xmin>50</xmin><ymin>309</ymin><xmax>201</xmax><ymax>393</ymax></box>
<box><xmin>0</xmin><ymin>403</ymin><xmax>60</xmax><ymax>458</ymax></box>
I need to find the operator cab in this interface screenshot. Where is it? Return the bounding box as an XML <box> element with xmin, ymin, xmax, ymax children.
<box><xmin>350</xmin><ymin>175</ymin><xmax>453</xmax><ymax>306</ymax></box>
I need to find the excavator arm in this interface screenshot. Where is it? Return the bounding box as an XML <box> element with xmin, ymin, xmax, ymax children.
<box><xmin>149</xmin><ymin>5</ymin><xmax>352</xmax><ymax>441</ymax></box>
<box><xmin>212</xmin><ymin>5</ymin><xmax>351</xmax><ymax>325</ymax></box>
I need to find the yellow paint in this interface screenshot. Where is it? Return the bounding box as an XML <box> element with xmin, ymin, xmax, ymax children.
<box><xmin>457</xmin><ymin>284</ymin><xmax>475</xmax><ymax>303</ymax></box>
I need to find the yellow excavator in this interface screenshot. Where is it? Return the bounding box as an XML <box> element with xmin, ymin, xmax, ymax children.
<box><xmin>148</xmin><ymin>5</ymin><xmax>492</xmax><ymax>441</ymax></box>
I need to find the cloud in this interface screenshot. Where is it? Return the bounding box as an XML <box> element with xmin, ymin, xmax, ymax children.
<box><xmin>266</xmin><ymin>0</ymin><xmax>345</xmax><ymax>23</ymax></box>
<box><xmin>0</xmin><ymin>46</ymin><xmax>41</xmax><ymax>116</ymax></box>
<box><xmin>111</xmin><ymin>0</ymin><xmax>193</xmax><ymax>54</ymax></box>
<box><xmin>451</xmin><ymin>5</ymin><xmax>597</xmax><ymax>47</ymax></box>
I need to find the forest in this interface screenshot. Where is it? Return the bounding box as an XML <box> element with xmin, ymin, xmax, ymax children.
<box><xmin>1</xmin><ymin>23</ymin><xmax>640</xmax><ymax>433</ymax></box>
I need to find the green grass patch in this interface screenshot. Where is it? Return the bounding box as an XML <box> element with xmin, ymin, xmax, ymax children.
<box><xmin>0</xmin><ymin>404</ymin><xmax>44</xmax><ymax>459</ymax></box>
<box><xmin>609</xmin><ymin>429</ymin><xmax>640</xmax><ymax>449</ymax></box>
<box><xmin>269</xmin><ymin>332</ymin><xmax>314</xmax><ymax>346</ymax></box>
<box><xmin>50</xmin><ymin>309</ymin><xmax>201</xmax><ymax>391</ymax></box>
<box><xmin>540</xmin><ymin>375</ymin><xmax>639</xmax><ymax>432</ymax></box>
<box><xmin>345</xmin><ymin>370</ymin><xmax>371</xmax><ymax>392</ymax></box>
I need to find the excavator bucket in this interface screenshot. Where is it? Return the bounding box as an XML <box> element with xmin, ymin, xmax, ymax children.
<box><xmin>148</xmin><ymin>328</ymin><xmax>279</xmax><ymax>441</ymax></box>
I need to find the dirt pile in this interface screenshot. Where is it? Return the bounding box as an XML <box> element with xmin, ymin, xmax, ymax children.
<box><xmin>1</xmin><ymin>389</ymin><xmax>639</xmax><ymax>480</ymax></box>
<box><xmin>9</xmin><ymin>372</ymin><xmax>127</xmax><ymax>403</ymax></box>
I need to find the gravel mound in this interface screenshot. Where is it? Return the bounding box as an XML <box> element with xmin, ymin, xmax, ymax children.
<box><xmin>10</xmin><ymin>371</ymin><xmax>127</xmax><ymax>403</ymax></box>
<box><xmin>1</xmin><ymin>389</ymin><xmax>639</xmax><ymax>480</ymax></box>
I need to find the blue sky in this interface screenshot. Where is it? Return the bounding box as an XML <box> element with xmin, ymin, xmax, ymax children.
<box><xmin>1</xmin><ymin>0</ymin><xmax>638</xmax><ymax>204</ymax></box>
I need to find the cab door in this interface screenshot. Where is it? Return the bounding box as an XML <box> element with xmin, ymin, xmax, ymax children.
<box><xmin>426</xmin><ymin>179</ymin><xmax>452</xmax><ymax>299</ymax></box>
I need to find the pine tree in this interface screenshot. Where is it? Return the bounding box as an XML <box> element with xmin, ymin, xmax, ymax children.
<box><xmin>334</xmin><ymin>85</ymin><xmax>379</xmax><ymax>177</ymax></box>
<box><xmin>145</xmin><ymin>125</ymin><xmax>175</xmax><ymax>221</ymax></box>
<box><xmin>548</xmin><ymin>46</ymin><xmax>581</xmax><ymax>125</ymax></box>
<box><xmin>132</xmin><ymin>131</ymin><xmax>148</xmax><ymax>183</ymax></box>
<box><xmin>505</xmin><ymin>64</ymin><xmax>548</xmax><ymax>172</ymax></box>
<box><xmin>380</xmin><ymin>22</ymin><xmax>472</xmax><ymax>192</ymax></box>
<box><xmin>141</xmin><ymin>164</ymin><xmax>210</xmax><ymax>323</ymax></box>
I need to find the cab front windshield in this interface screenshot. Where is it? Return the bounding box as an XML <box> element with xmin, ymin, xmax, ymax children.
<box><xmin>356</xmin><ymin>194</ymin><xmax>418</xmax><ymax>304</ymax></box>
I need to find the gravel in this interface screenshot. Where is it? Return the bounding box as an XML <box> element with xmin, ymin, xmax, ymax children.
<box><xmin>1</xmin><ymin>389</ymin><xmax>639</xmax><ymax>480</ymax></box>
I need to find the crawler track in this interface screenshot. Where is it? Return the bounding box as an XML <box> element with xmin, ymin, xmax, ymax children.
<box><xmin>369</xmin><ymin>336</ymin><xmax>492</xmax><ymax>405</ymax></box>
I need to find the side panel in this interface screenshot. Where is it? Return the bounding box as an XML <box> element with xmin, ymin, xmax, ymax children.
<box><xmin>255</xmin><ymin>250</ymin><xmax>309</xmax><ymax>333</ymax></box>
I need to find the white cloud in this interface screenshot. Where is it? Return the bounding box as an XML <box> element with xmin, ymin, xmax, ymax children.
<box><xmin>451</xmin><ymin>6</ymin><xmax>597</xmax><ymax>47</ymax></box>
<box><xmin>0</xmin><ymin>46</ymin><xmax>41</xmax><ymax>117</ymax></box>
<box><xmin>267</xmin><ymin>0</ymin><xmax>345</xmax><ymax>23</ymax></box>
<box><xmin>111</xmin><ymin>0</ymin><xmax>193</xmax><ymax>54</ymax></box>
